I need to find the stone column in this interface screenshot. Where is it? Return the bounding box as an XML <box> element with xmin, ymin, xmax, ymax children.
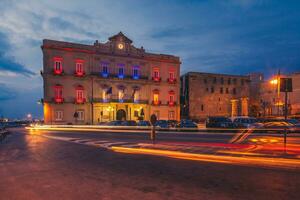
<box><xmin>231</xmin><ymin>99</ymin><xmax>239</xmax><ymax>118</ymax></box>
<box><xmin>241</xmin><ymin>97</ymin><xmax>249</xmax><ymax>116</ymax></box>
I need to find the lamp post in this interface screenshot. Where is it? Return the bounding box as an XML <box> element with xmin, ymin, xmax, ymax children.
<box><xmin>270</xmin><ymin>76</ymin><xmax>280</xmax><ymax>116</ymax></box>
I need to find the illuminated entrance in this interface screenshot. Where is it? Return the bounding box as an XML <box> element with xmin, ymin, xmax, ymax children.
<box><xmin>116</xmin><ymin>109</ymin><xmax>126</xmax><ymax>120</ymax></box>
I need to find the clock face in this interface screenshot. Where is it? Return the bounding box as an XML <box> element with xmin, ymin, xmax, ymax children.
<box><xmin>118</xmin><ymin>43</ymin><xmax>124</xmax><ymax>49</ymax></box>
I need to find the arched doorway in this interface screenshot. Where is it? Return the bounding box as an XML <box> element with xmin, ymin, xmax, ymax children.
<box><xmin>116</xmin><ymin>109</ymin><xmax>126</xmax><ymax>120</ymax></box>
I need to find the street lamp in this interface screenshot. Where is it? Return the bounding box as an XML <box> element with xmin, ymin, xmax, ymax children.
<box><xmin>270</xmin><ymin>79</ymin><xmax>278</xmax><ymax>85</ymax></box>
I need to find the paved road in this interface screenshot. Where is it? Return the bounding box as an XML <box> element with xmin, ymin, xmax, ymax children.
<box><xmin>0</xmin><ymin>128</ymin><xmax>300</xmax><ymax>200</ymax></box>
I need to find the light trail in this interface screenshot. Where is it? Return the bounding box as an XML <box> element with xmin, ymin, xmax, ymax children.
<box><xmin>111</xmin><ymin>146</ymin><xmax>300</xmax><ymax>170</ymax></box>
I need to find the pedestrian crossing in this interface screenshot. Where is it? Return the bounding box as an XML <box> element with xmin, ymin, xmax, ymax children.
<box><xmin>42</xmin><ymin>135</ymin><xmax>139</xmax><ymax>149</ymax></box>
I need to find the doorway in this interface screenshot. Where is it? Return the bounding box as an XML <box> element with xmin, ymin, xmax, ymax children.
<box><xmin>116</xmin><ymin>109</ymin><xmax>126</xmax><ymax>120</ymax></box>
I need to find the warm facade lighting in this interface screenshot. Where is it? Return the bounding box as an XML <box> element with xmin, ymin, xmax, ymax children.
<box><xmin>270</xmin><ymin>79</ymin><xmax>278</xmax><ymax>85</ymax></box>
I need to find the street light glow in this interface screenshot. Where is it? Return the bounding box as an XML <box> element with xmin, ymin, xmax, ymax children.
<box><xmin>270</xmin><ymin>79</ymin><xmax>278</xmax><ymax>85</ymax></box>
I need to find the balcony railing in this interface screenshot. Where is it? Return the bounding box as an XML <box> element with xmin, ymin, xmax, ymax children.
<box><xmin>53</xmin><ymin>97</ymin><xmax>64</xmax><ymax>104</ymax></box>
<box><xmin>92</xmin><ymin>98</ymin><xmax>148</xmax><ymax>104</ymax></box>
<box><xmin>75</xmin><ymin>98</ymin><xmax>86</xmax><ymax>104</ymax></box>
<box><xmin>167</xmin><ymin>78</ymin><xmax>177</xmax><ymax>84</ymax></box>
<box><xmin>53</xmin><ymin>69</ymin><xmax>64</xmax><ymax>75</ymax></box>
<box><xmin>74</xmin><ymin>71</ymin><xmax>86</xmax><ymax>77</ymax></box>
<box><xmin>90</xmin><ymin>72</ymin><xmax>148</xmax><ymax>80</ymax></box>
<box><xmin>167</xmin><ymin>101</ymin><xmax>176</xmax><ymax>106</ymax></box>
<box><xmin>152</xmin><ymin>77</ymin><xmax>161</xmax><ymax>82</ymax></box>
<box><xmin>151</xmin><ymin>100</ymin><xmax>161</xmax><ymax>106</ymax></box>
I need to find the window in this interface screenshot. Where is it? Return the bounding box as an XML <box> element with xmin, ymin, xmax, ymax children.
<box><xmin>220</xmin><ymin>77</ymin><xmax>224</xmax><ymax>84</ymax></box>
<box><xmin>133</xmin><ymin>67</ymin><xmax>139</xmax><ymax>79</ymax></box>
<box><xmin>169</xmin><ymin>95</ymin><xmax>174</xmax><ymax>102</ymax></box>
<box><xmin>228</xmin><ymin>78</ymin><xmax>231</xmax><ymax>85</ymax></box>
<box><xmin>154</xmin><ymin>70</ymin><xmax>159</xmax><ymax>78</ymax></box>
<box><xmin>201</xmin><ymin>104</ymin><xmax>204</xmax><ymax>111</ymax></box>
<box><xmin>118</xmin><ymin>89</ymin><xmax>124</xmax><ymax>102</ymax></box>
<box><xmin>133</xmin><ymin>90</ymin><xmax>139</xmax><ymax>103</ymax></box>
<box><xmin>153</xmin><ymin>94</ymin><xmax>159</xmax><ymax>102</ymax></box>
<box><xmin>102</xmin><ymin>90</ymin><xmax>107</xmax><ymax>102</ymax></box>
<box><xmin>206</xmin><ymin>88</ymin><xmax>209</xmax><ymax>92</ymax></box>
<box><xmin>233</xmin><ymin>78</ymin><xmax>237</xmax><ymax>84</ymax></box>
<box><xmin>233</xmin><ymin>88</ymin><xmax>236</xmax><ymax>95</ymax></box>
<box><xmin>75</xmin><ymin>60</ymin><xmax>84</xmax><ymax>76</ymax></box>
<box><xmin>76</xmin><ymin>110</ymin><xmax>84</xmax><ymax>121</ymax></box>
<box><xmin>76</xmin><ymin>88</ymin><xmax>84</xmax><ymax>103</ymax></box>
<box><xmin>55</xmin><ymin>110</ymin><xmax>63</xmax><ymax>121</ymax></box>
<box><xmin>55</xmin><ymin>61</ymin><xmax>62</xmax><ymax>71</ymax></box>
<box><xmin>168</xmin><ymin>111</ymin><xmax>175</xmax><ymax>120</ymax></box>
<box><xmin>213</xmin><ymin>77</ymin><xmax>217</xmax><ymax>84</ymax></box>
<box><xmin>241</xmin><ymin>79</ymin><xmax>244</xmax><ymax>85</ymax></box>
<box><xmin>134</xmin><ymin>110</ymin><xmax>139</xmax><ymax>117</ymax></box>
<box><xmin>118</xmin><ymin>66</ymin><xmax>124</xmax><ymax>78</ymax></box>
<box><xmin>211</xmin><ymin>87</ymin><xmax>214</xmax><ymax>93</ymax></box>
<box><xmin>102</xmin><ymin>87</ymin><xmax>111</xmax><ymax>102</ymax></box>
<box><xmin>53</xmin><ymin>57</ymin><xmax>63</xmax><ymax>74</ymax></box>
<box><xmin>101</xmin><ymin>62</ymin><xmax>109</xmax><ymax>77</ymax></box>
<box><xmin>54</xmin><ymin>85</ymin><xmax>63</xmax><ymax>103</ymax></box>
<box><xmin>204</xmin><ymin>79</ymin><xmax>207</xmax><ymax>84</ymax></box>
<box><xmin>226</xmin><ymin>88</ymin><xmax>229</xmax><ymax>94</ymax></box>
<box><xmin>169</xmin><ymin>71</ymin><xmax>175</xmax><ymax>79</ymax></box>
<box><xmin>220</xmin><ymin>87</ymin><xmax>223</xmax><ymax>94</ymax></box>
<box><xmin>153</xmin><ymin>68</ymin><xmax>160</xmax><ymax>81</ymax></box>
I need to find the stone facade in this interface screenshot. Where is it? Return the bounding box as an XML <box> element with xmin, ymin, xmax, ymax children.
<box><xmin>258</xmin><ymin>72</ymin><xmax>300</xmax><ymax>117</ymax></box>
<box><xmin>42</xmin><ymin>32</ymin><xmax>180</xmax><ymax>124</ymax></box>
<box><xmin>181</xmin><ymin>72</ymin><xmax>250</xmax><ymax>120</ymax></box>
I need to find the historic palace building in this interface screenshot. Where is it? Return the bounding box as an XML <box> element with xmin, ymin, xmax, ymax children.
<box><xmin>181</xmin><ymin>72</ymin><xmax>250</xmax><ymax>120</ymax></box>
<box><xmin>41</xmin><ymin>32</ymin><xmax>181</xmax><ymax>124</ymax></box>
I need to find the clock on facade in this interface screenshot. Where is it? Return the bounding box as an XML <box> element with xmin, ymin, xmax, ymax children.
<box><xmin>118</xmin><ymin>43</ymin><xmax>124</xmax><ymax>49</ymax></box>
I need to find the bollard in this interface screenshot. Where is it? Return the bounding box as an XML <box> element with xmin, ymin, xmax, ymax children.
<box><xmin>284</xmin><ymin>128</ymin><xmax>287</xmax><ymax>154</ymax></box>
<box><xmin>151</xmin><ymin>126</ymin><xmax>156</xmax><ymax>144</ymax></box>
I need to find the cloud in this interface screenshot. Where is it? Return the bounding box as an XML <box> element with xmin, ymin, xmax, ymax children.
<box><xmin>0</xmin><ymin>83</ymin><xmax>16</xmax><ymax>101</ymax></box>
<box><xmin>0</xmin><ymin>32</ymin><xmax>35</xmax><ymax>76</ymax></box>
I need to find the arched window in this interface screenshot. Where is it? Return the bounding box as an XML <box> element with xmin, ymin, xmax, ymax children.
<box><xmin>54</xmin><ymin>84</ymin><xmax>63</xmax><ymax>103</ymax></box>
<box><xmin>75</xmin><ymin>85</ymin><xmax>85</xmax><ymax>103</ymax></box>
<box><xmin>75</xmin><ymin>59</ymin><xmax>84</xmax><ymax>76</ymax></box>
<box><xmin>53</xmin><ymin>57</ymin><xmax>63</xmax><ymax>75</ymax></box>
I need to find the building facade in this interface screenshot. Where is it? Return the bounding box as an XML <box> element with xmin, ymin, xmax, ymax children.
<box><xmin>258</xmin><ymin>72</ymin><xmax>300</xmax><ymax>117</ymax></box>
<box><xmin>181</xmin><ymin>72</ymin><xmax>250</xmax><ymax>120</ymax></box>
<box><xmin>42</xmin><ymin>32</ymin><xmax>180</xmax><ymax>124</ymax></box>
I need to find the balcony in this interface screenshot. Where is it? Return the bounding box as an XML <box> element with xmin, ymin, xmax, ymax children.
<box><xmin>53</xmin><ymin>97</ymin><xmax>64</xmax><ymax>104</ymax></box>
<box><xmin>167</xmin><ymin>101</ymin><xmax>176</xmax><ymax>106</ymax></box>
<box><xmin>167</xmin><ymin>78</ymin><xmax>177</xmax><ymax>84</ymax></box>
<box><xmin>53</xmin><ymin>69</ymin><xmax>64</xmax><ymax>76</ymax></box>
<box><xmin>92</xmin><ymin>98</ymin><xmax>148</xmax><ymax>104</ymax></box>
<box><xmin>75</xmin><ymin>98</ymin><xmax>86</xmax><ymax>104</ymax></box>
<box><xmin>90</xmin><ymin>72</ymin><xmax>148</xmax><ymax>80</ymax></box>
<box><xmin>152</xmin><ymin>77</ymin><xmax>161</xmax><ymax>82</ymax></box>
<box><xmin>74</xmin><ymin>71</ymin><xmax>86</xmax><ymax>77</ymax></box>
<box><xmin>152</xmin><ymin>100</ymin><xmax>161</xmax><ymax>106</ymax></box>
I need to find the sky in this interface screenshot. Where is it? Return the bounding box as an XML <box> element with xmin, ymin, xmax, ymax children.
<box><xmin>0</xmin><ymin>0</ymin><xmax>300</xmax><ymax>119</ymax></box>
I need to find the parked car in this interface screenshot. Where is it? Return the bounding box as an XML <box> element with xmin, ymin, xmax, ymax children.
<box><xmin>137</xmin><ymin>120</ymin><xmax>151</xmax><ymax>126</ymax></box>
<box><xmin>254</xmin><ymin>121</ymin><xmax>295</xmax><ymax>133</ymax></box>
<box><xmin>167</xmin><ymin>120</ymin><xmax>178</xmax><ymax>128</ymax></box>
<box><xmin>206</xmin><ymin>117</ymin><xmax>236</xmax><ymax>128</ymax></box>
<box><xmin>233</xmin><ymin>117</ymin><xmax>258</xmax><ymax>128</ymax></box>
<box><xmin>155</xmin><ymin>120</ymin><xmax>169</xmax><ymax>128</ymax></box>
<box><xmin>285</xmin><ymin>119</ymin><xmax>299</xmax><ymax>125</ymax></box>
<box><xmin>106</xmin><ymin>120</ymin><xmax>123</xmax><ymax>126</ymax></box>
<box><xmin>120</xmin><ymin>120</ymin><xmax>137</xmax><ymax>126</ymax></box>
<box><xmin>176</xmin><ymin>120</ymin><xmax>198</xmax><ymax>128</ymax></box>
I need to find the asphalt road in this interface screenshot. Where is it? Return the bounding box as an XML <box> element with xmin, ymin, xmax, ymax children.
<box><xmin>0</xmin><ymin>127</ymin><xmax>300</xmax><ymax>200</ymax></box>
